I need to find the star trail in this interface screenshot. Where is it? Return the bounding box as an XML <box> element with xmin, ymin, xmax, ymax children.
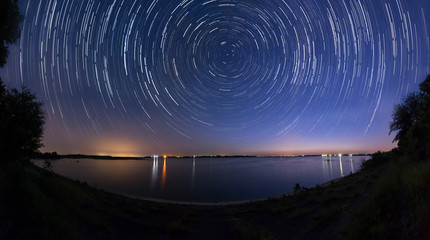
<box><xmin>1</xmin><ymin>0</ymin><xmax>429</xmax><ymax>156</ymax></box>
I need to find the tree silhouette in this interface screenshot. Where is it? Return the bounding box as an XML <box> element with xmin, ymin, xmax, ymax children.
<box><xmin>389</xmin><ymin>75</ymin><xmax>430</xmax><ymax>160</ymax></box>
<box><xmin>0</xmin><ymin>0</ymin><xmax>23</xmax><ymax>67</ymax></box>
<box><xmin>419</xmin><ymin>75</ymin><xmax>430</xmax><ymax>121</ymax></box>
<box><xmin>0</xmin><ymin>81</ymin><xmax>44</xmax><ymax>160</ymax></box>
<box><xmin>0</xmin><ymin>0</ymin><xmax>44</xmax><ymax>161</ymax></box>
<box><xmin>389</xmin><ymin>92</ymin><xmax>424</xmax><ymax>143</ymax></box>
<box><xmin>419</xmin><ymin>75</ymin><xmax>430</xmax><ymax>95</ymax></box>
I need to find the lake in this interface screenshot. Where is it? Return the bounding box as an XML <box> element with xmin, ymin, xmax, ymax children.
<box><xmin>33</xmin><ymin>155</ymin><xmax>369</xmax><ymax>203</ymax></box>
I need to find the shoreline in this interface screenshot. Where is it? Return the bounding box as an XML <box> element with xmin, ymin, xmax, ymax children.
<box><xmin>113</xmin><ymin>191</ymin><xmax>296</xmax><ymax>206</ymax></box>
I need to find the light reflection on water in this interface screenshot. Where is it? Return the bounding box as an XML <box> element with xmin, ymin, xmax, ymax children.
<box><xmin>33</xmin><ymin>156</ymin><xmax>369</xmax><ymax>203</ymax></box>
<box><xmin>192</xmin><ymin>156</ymin><xmax>196</xmax><ymax>188</ymax></box>
<box><xmin>161</xmin><ymin>157</ymin><xmax>167</xmax><ymax>189</ymax></box>
<box><xmin>151</xmin><ymin>155</ymin><xmax>158</xmax><ymax>189</ymax></box>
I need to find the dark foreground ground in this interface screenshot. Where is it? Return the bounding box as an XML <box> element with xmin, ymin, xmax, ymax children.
<box><xmin>0</xmin><ymin>154</ymin><xmax>426</xmax><ymax>240</ymax></box>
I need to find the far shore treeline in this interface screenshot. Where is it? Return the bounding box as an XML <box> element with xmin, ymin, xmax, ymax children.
<box><xmin>33</xmin><ymin>152</ymin><xmax>370</xmax><ymax>160</ymax></box>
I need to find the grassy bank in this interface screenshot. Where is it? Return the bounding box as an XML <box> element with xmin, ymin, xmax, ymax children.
<box><xmin>1</xmin><ymin>152</ymin><xmax>425</xmax><ymax>239</ymax></box>
<box><xmin>345</xmin><ymin>152</ymin><xmax>430</xmax><ymax>239</ymax></box>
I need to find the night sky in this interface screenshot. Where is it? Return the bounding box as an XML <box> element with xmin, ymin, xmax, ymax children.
<box><xmin>1</xmin><ymin>0</ymin><xmax>429</xmax><ymax>156</ymax></box>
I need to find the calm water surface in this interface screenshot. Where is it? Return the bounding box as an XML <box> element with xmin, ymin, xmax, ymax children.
<box><xmin>34</xmin><ymin>156</ymin><xmax>369</xmax><ymax>203</ymax></box>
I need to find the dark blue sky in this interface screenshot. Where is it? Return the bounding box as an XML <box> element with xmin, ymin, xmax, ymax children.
<box><xmin>1</xmin><ymin>0</ymin><xmax>429</xmax><ymax>156</ymax></box>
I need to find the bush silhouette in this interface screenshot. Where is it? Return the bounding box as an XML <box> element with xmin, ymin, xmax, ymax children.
<box><xmin>0</xmin><ymin>80</ymin><xmax>44</xmax><ymax>161</ymax></box>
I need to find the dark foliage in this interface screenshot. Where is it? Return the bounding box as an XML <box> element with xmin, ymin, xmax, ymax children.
<box><xmin>389</xmin><ymin>92</ymin><xmax>424</xmax><ymax>143</ymax></box>
<box><xmin>402</xmin><ymin>76</ymin><xmax>430</xmax><ymax>161</ymax></box>
<box><xmin>0</xmin><ymin>79</ymin><xmax>44</xmax><ymax>161</ymax></box>
<box><xmin>0</xmin><ymin>0</ymin><xmax>23</xmax><ymax>67</ymax></box>
<box><xmin>33</xmin><ymin>151</ymin><xmax>60</xmax><ymax>160</ymax></box>
<box><xmin>0</xmin><ymin>2</ymin><xmax>43</xmax><ymax>161</ymax></box>
<box><xmin>293</xmin><ymin>183</ymin><xmax>301</xmax><ymax>193</ymax></box>
<box><xmin>361</xmin><ymin>150</ymin><xmax>394</xmax><ymax>170</ymax></box>
<box><xmin>419</xmin><ymin>75</ymin><xmax>430</xmax><ymax>95</ymax></box>
<box><xmin>389</xmin><ymin>75</ymin><xmax>430</xmax><ymax>161</ymax></box>
<box><xmin>346</xmin><ymin>76</ymin><xmax>430</xmax><ymax>239</ymax></box>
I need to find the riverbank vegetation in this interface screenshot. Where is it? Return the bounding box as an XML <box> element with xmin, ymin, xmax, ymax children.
<box><xmin>345</xmin><ymin>75</ymin><xmax>430</xmax><ymax>239</ymax></box>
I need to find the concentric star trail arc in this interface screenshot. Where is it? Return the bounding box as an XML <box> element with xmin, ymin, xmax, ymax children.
<box><xmin>0</xmin><ymin>0</ymin><xmax>429</xmax><ymax>156</ymax></box>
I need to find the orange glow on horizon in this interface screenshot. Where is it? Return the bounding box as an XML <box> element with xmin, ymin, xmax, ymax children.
<box><xmin>90</xmin><ymin>137</ymin><xmax>145</xmax><ymax>157</ymax></box>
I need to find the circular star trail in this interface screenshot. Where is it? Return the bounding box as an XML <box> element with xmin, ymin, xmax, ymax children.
<box><xmin>1</xmin><ymin>0</ymin><xmax>429</xmax><ymax>155</ymax></box>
